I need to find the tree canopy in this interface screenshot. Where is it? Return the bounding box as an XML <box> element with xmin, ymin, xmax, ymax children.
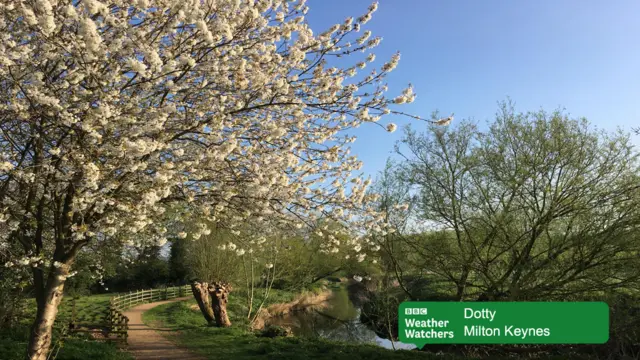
<box><xmin>395</xmin><ymin>102</ymin><xmax>640</xmax><ymax>300</ymax></box>
<box><xmin>0</xmin><ymin>1</ymin><xmax>417</xmax><ymax>358</ymax></box>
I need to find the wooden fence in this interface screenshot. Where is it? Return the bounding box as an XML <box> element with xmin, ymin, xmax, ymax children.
<box><xmin>70</xmin><ymin>285</ymin><xmax>191</xmax><ymax>345</ymax></box>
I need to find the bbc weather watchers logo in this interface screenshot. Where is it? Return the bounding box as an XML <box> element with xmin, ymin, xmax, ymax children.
<box><xmin>405</xmin><ymin>307</ymin><xmax>428</xmax><ymax>315</ymax></box>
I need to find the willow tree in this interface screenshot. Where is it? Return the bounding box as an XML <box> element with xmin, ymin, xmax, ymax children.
<box><xmin>0</xmin><ymin>1</ymin><xmax>434</xmax><ymax>359</ymax></box>
<box><xmin>398</xmin><ymin>102</ymin><xmax>640</xmax><ymax>301</ymax></box>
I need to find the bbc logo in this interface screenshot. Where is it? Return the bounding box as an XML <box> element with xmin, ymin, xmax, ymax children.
<box><xmin>405</xmin><ymin>308</ymin><xmax>428</xmax><ymax>315</ymax></box>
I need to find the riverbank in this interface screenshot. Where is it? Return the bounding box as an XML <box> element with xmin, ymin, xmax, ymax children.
<box><xmin>250</xmin><ymin>287</ymin><xmax>334</xmax><ymax>330</ymax></box>
<box><xmin>142</xmin><ymin>299</ymin><xmax>453</xmax><ymax>360</ymax></box>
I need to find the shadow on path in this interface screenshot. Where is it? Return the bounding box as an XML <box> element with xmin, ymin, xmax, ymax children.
<box><xmin>123</xmin><ymin>297</ymin><xmax>205</xmax><ymax>360</ymax></box>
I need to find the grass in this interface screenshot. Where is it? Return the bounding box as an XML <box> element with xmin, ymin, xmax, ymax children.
<box><xmin>0</xmin><ymin>335</ymin><xmax>132</xmax><ymax>360</ymax></box>
<box><xmin>143</xmin><ymin>286</ymin><xmax>609</xmax><ymax>360</ymax></box>
<box><xmin>0</xmin><ymin>293</ymin><xmax>131</xmax><ymax>360</ymax></box>
<box><xmin>143</xmin><ymin>299</ymin><xmax>458</xmax><ymax>360</ymax></box>
<box><xmin>19</xmin><ymin>293</ymin><xmax>113</xmax><ymax>327</ymax></box>
<box><xmin>0</xmin><ymin>323</ymin><xmax>132</xmax><ymax>360</ymax></box>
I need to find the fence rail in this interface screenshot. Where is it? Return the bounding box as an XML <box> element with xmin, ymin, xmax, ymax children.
<box><xmin>70</xmin><ymin>285</ymin><xmax>191</xmax><ymax>345</ymax></box>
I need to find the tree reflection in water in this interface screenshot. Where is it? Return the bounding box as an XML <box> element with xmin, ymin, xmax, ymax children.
<box><xmin>267</xmin><ymin>287</ymin><xmax>416</xmax><ymax>350</ymax></box>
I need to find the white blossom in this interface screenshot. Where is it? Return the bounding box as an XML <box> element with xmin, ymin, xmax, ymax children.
<box><xmin>0</xmin><ymin>162</ymin><xmax>14</xmax><ymax>172</ymax></box>
<box><xmin>0</xmin><ymin>5</ymin><xmax>421</xmax><ymax>351</ymax></box>
<box><xmin>386</xmin><ymin>123</ymin><xmax>397</xmax><ymax>133</ymax></box>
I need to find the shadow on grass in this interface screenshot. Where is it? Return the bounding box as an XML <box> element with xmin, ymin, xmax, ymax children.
<box><xmin>0</xmin><ymin>326</ymin><xmax>132</xmax><ymax>360</ymax></box>
<box><xmin>142</xmin><ymin>300</ymin><xmax>461</xmax><ymax>360</ymax></box>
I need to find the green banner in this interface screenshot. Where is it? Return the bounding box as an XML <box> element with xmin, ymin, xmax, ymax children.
<box><xmin>399</xmin><ymin>302</ymin><xmax>609</xmax><ymax>347</ymax></box>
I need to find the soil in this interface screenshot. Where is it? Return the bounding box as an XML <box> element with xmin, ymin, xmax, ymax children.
<box><xmin>123</xmin><ymin>297</ymin><xmax>205</xmax><ymax>360</ymax></box>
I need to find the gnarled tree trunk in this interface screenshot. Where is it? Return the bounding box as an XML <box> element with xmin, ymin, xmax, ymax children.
<box><xmin>26</xmin><ymin>264</ymin><xmax>70</xmax><ymax>360</ymax></box>
<box><xmin>191</xmin><ymin>281</ymin><xmax>215</xmax><ymax>325</ymax></box>
<box><xmin>208</xmin><ymin>281</ymin><xmax>232</xmax><ymax>327</ymax></box>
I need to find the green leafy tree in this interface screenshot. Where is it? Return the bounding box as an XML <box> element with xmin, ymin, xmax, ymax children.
<box><xmin>169</xmin><ymin>237</ymin><xmax>190</xmax><ymax>284</ymax></box>
<box><xmin>397</xmin><ymin>102</ymin><xmax>640</xmax><ymax>301</ymax></box>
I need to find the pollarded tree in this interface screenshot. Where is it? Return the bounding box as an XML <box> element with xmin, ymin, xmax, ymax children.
<box><xmin>0</xmin><ymin>1</ymin><xmax>431</xmax><ymax>359</ymax></box>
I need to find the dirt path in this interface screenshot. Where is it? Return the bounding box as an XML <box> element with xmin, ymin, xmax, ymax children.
<box><xmin>124</xmin><ymin>297</ymin><xmax>205</xmax><ymax>360</ymax></box>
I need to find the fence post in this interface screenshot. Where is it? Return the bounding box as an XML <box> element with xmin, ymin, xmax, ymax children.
<box><xmin>124</xmin><ymin>316</ymin><xmax>129</xmax><ymax>344</ymax></box>
<box><xmin>105</xmin><ymin>285</ymin><xmax>191</xmax><ymax>346</ymax></box>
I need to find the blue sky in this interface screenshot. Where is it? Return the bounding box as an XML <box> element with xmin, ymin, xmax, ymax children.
<box><xmin>304</xmin><ymin>0</ymin><xmax>640</xmax><ymax>178</ymax></box>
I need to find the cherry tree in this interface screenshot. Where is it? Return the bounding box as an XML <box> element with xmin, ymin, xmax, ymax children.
<box><xmin>0</xmin><ymin>1</ymin><xmax>430</xmax><ymax>359</ymax></box>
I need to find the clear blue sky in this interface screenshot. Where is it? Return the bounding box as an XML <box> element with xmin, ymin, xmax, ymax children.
<box><xmin>304</xmin><ymin>0</ymin><xmax>640</xmax><ymax>178</ymax></box>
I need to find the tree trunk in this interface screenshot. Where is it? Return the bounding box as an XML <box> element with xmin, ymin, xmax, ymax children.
<box><xmin>208</xmin><ymin>281</ymin><xmax>232</xmax><ymax>327</ymax></box>
<box><xmin>26</xmin><ymin>264</ymin><xmax>69</xmax><ymax>360</ymax></box>
<box><xmin>191</xmin><ymin>281</ymin><xmax>215</xmax><ymax>325</ymax></box>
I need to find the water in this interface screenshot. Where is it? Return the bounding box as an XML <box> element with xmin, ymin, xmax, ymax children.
<box><xmin>267</xmin><ymin>286</ymin><xmax>416</xmax><ymax>350</ymax></box>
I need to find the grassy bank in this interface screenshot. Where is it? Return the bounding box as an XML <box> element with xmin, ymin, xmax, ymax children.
<box><xmin>0</xmin><ymin>293</ymin><xmax>130</xmax><ymax>360</ymax></box>
<box><xmin>143</xmin><ymin>286</ymin><xmax>610</xmax><ymax>360</ymax></box>
<box><xmin>0</xmin><ymin>324</ymin><xmax>132</xmax><ymax>360</ymax></box>
<box><xmin>143</xmin><ymin>299</ymin><xmax>453</xmax><ymax>360</ymax></box>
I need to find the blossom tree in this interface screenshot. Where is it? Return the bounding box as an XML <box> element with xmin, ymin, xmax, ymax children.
<box><xmin>0</xmin><ymin>1</ymin><xmax>432</xmax><ymax>359</ymax></box>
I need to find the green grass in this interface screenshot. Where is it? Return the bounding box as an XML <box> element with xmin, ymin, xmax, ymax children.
<box><xmin>143</xmin><ymin>287</ymin><xmax>300</xmax><ymax>329</ymax></box>
<box><xmin>0</xmin><ymin>293</ymin><xmax>130</xmax><ymax>360</ymax></box>
<box><xmin>0</xmin><ymin>325</ymin><xmax>132</xmax><ymax>360</ymax></box>
<box><xmin>19</xmin><ymin>293</ymin><xmax>113</xmax><ymax>327</ymax></box>
<box><xmin>143</xmin><ymin>289</ymin><xmax>609</xmax><ymax>360</ymax></box>
<box><xmin>142</xmin><ymin>298</ymin><xmax>459</xmax><ymax>360</ymax></box>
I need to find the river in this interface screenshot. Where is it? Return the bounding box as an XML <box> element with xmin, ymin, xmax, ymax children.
<box><xmin>267</xmin><ymin>285</ymin><xmax>416</xmax><ymax>350</ymax></box>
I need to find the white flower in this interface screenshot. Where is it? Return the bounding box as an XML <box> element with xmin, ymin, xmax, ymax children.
<box><xmin>265</xmin><ymin>263</ymin><xmax>274</xmax><ymax>269</ymax></box>
<box><xmin>386</xmin><ymin>123</ymin><xmax>397</xmax><ymax>133</ymax></box>
<box><xmin>382</xmin><ymin>53</ymin><xmax>400</xmax><ymax>72</ymax></box>
<box><xmin>393</xmin><ymin>96</ymin><xmax>406</xmax><ymax>104</ymax></box>
<box><xmin>128</xmin><ymin>58</ymin><xmax>147</xmax><ymax>73</ymax></box>
<box><xmin>0</xmin><ymin>162</ymin><xmax>14</xmax><ymax>172</ymax></box>
<box><xmin>357</xmin><ymin>253</ymin><xmax>366</xmax><ymax>262</ymax></box>
<box><xmin>353</xmin><ymin>275</ymin><xmax>363</xmax><ymax>282</ymax></box>
<box><xmin>0</xmin><ymin>0</ymin><xmax>419</xmax><ymax>315</ymax></box>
